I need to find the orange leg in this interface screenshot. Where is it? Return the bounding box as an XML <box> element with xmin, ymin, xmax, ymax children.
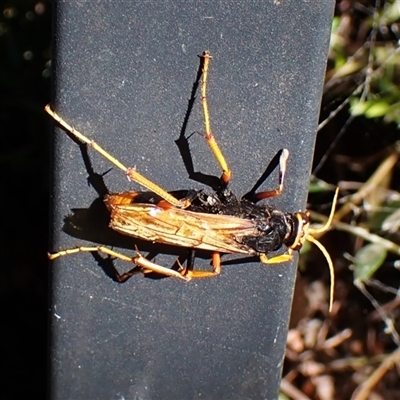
<box><xmin>49</xmin><ymin>246</ymin><xmax>222</xmax><ymax>280</ymax></box>
<box><xmin>200</xmin><ymin>51</ymin><xmax>231</xmax><ymax>186</ymax></box>
<box><xmin>48</xmin><ymin>246</ymin><xmax>190</xmax><ymax>281</ymax></box>
<box><xmin>259</xmin><ymin>250</ymin><xmax>293</xmax><ymax>264</ymax></box>
<box><xmin>46</xmin><ymin>52</ymin><xmax>230</xmax><ymax>203</ymax></box>
<box><xmin>183</xmin><ymin>251</ymin><xmax>221</xmax><ymax>278</ymax></box>
<box><xmin>45</xmin><ymin>105</ymin><xmax>191</xmax><ymax>209</ymax></box>
<box><xmin>253</xmin><ymin>149</ymin><xmax>289</xmax><ymax>201</ymax></box>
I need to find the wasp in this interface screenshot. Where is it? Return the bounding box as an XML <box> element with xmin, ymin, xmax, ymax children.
<box><xmin>46</xmin><ymin>51</ymin><xmax>338</xmax><ymax>310</ymax></box>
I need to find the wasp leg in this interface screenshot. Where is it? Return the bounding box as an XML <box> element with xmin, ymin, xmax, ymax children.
<box><xmin>200</xmin><ymin>51</ymin><xmax>231</xmax><ymax>186</ymax></box>
<box><xmin>45</xmin><ymin>105</ymin><xmax>191</xmax><ymax>209</ymax></box>
<box><xmin>253</xmin><ymin>148</ymin><xmax>289</xmax><ymax>201</ymax></box>
<box><xmin>184</xmin><ymin>251</ymin><xmax>221</xmax><ymax>278</ymax></box>
<box><xmin>259</xmin><ymin>251</ymin><xmax>293</xmax><ymax>264</ymax></box>
<box><xmin>48</xmin><ymin>246</ymin><xmax>190</xmax><ymax>281</ymax></box>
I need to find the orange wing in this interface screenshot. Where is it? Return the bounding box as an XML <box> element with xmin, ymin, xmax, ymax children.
<box><xmin>106</xmin><ymin>201</ymin><xmax>258</xmax><ymax>254</ymax></box>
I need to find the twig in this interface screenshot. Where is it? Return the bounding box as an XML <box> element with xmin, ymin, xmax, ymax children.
<box><xmin>351</xmin><ymin>346</ymin><xmax>400</xmax><ymax>400</ymax></box>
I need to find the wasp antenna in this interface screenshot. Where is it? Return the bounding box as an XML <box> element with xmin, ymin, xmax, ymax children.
<box><xmin>309</xmin><ymin>187</ymin><xmax>339</xmax><ymax>235</ymax></box>
<box><xmin>306</xmin><ymin>235</ymin><xmax>334</xmax><ymax>312</ymax></box>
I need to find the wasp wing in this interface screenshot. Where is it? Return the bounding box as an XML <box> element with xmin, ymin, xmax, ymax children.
<box><xmin>107</xmin><ymin>202</ymin><xmax>257</xmax><ymax>254</ymax></box>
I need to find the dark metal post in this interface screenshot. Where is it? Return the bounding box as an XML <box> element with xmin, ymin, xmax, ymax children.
<box><xmin>49</xmin><ymin>2</ymin><xmax>334</xmax><ymax>398</ymax></box>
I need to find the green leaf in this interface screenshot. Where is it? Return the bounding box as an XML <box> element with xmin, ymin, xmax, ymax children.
<box><xmin>308</xmin><ymin>179</ymin><xmax>334</xmax><ymax>193</ymax></box>
<box><xmin>350</xmin><ymin>99</ymin><xmax>370</xmax><ymax>116</ymax></box>
<box><xmin>353</xmin><ymin>243</ymin><xmax>387</xmax><ymax>282</ymax></box>
<box><xmin>365</xmin><ymin>101</ymin><xmax>390</xmax><ymax>118</ymax></box>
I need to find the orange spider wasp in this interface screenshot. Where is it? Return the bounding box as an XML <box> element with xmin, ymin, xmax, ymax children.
<box><xmin>47</xmin><ymin>50</ymin><xmax>338</xmax><ymax>310</ymax></box>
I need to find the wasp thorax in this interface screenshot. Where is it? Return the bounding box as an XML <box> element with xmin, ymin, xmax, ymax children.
<box><xmin>238</xmin><ymin>209</ymin><xmax>293</xmax><ymax>253</ymax></box>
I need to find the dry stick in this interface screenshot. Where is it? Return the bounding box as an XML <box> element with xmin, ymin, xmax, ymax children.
<box><xmin>280</xmin><ymin>378</ymin><xmax>313</xmax><ymax>400</ymax></box>
<box><xmin>334</xmin><ymin>146</ymin><xmax>400</xmax><ymax>222</ymax></box>
<box><xmin>311</xmin><ymin>145</ymin><xmax>400</xmax><ymax>243</ymax></box>
<box><xmin>309</xmin><ymin>215</ymin><xmax>400</xmax><ymax>257</ymax></box>
<box><xmin>351</xmin><ymin>346</ymin><xmax>400</xmax><ymax>400</ymax></box>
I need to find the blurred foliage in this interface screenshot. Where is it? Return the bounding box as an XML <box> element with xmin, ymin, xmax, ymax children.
<box><xmin>322</xmin><ymin>0</ymin><xmax>399</xmax><ymax>284</ymax></box>
<box><xmin>284</xmin><ymin>1</ymin><xmax>400</xmax><ymax>399</ymax></box>
<box><xmin>330</xmin><ymin>1</ymin><xmax>400</xmax><ymax>126</ymax></box>
<box><xmin>353</xmin><ymin>243</ymin><xmax>388</xmax><ymax>281</ymax></box>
